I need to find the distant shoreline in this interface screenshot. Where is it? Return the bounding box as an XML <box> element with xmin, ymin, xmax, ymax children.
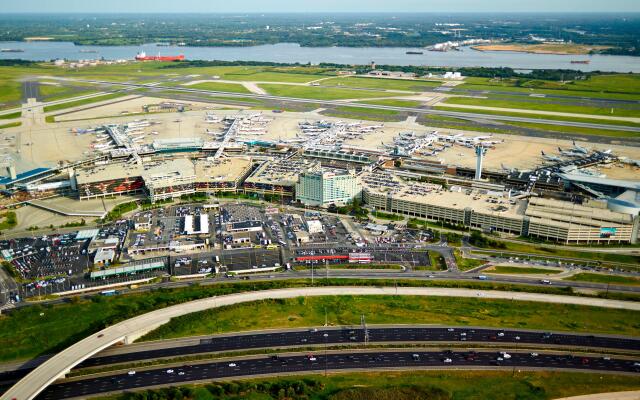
<box><xmin>472</xmin><ymin>43</ymin><xmax>610</xmax><ymax>56</ymax></box>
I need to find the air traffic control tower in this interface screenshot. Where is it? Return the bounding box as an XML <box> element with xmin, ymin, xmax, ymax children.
<box><xmin>475</xmin><ymin>145</ymin><xmax>487</xmax><ymax>180</ymax></box>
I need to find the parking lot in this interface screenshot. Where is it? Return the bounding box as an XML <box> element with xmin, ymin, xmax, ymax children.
<box><xmin>126</xmin><ymin>204</ymin><xmax>216</xmax><ymax>257</ymax></box>
<box><xmin>291</xmin><ymin>246</ymin><xmax>432</xmax><ymax>269</ymax></box>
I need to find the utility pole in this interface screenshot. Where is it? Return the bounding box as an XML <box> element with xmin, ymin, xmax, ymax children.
<box><xmin>361</xmin><ymin>314</ymin><xmax>369</xmax><ymax>347</ymax></box>
<box><xmin>325</xmin><ymin>259</ymin><xmax>328</xmax><ymax>280</ymax></box>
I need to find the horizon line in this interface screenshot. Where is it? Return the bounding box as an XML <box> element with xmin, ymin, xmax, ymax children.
<box><xmin>2</xmin><ymin>11</ymin><xmax>639</xmax><ymax>14</ymax></box>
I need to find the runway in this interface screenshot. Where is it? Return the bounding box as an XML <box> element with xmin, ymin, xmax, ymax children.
<box><xmin>41</xmin><ymin>78</ymin><xmax>640</xmax><ymax>133</ymax></box>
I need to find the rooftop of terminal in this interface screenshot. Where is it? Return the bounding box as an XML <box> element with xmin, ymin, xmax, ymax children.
<box><xmin>245</xmin><ymin>158</ymin><xmax>320</xmax><ymax>187</ymax></box>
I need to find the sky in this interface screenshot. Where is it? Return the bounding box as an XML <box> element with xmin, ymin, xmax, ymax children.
<box><xmin>3</xmin><ymin>0</ymin><xmax>640</xmax><ymax>13</ymax></box>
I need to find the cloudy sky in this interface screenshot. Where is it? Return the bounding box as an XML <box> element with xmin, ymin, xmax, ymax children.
<box><xmin>3</xmin><ymin>0</ymin><xmax>640</xmax><ymax>13</ymax></box>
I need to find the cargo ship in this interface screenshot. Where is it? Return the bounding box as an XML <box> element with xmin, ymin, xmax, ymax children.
<box><xmin>135</xmin><ymin>51</ymin><xmax>185</xmax><ymax>61</ymax></box>
<box><xmin>406</xmin><ymin>51</ymin><xmax>424</xmax><ymax>55</ymax></box>
<box><xmin>1</xmin><ymin>49</ymin><xmax>24</xmax><ymax>53</ymax></box>
<box><xmin>570</xmin><ymin>60</ymin><xmax>590</xmax><ymax>64</ymax></box>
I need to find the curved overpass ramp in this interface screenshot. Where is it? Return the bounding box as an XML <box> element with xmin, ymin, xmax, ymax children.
<box><xmin>3</xmin><ymin>286</ymin><xmax>640</xmax><ymax>400</ymax></box>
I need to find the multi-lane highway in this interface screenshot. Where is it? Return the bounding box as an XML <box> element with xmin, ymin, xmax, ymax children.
<box><xmin>2</xmin><ymin>326</ymin><xmax>637</xmax><ymax>385</ymax></box>
<box><xmin>36</xmin><ymin>78</ymin><xmax>640</xmax><ymax>133</ymax></box>
<box><xmin>38</xmin><ymin>350</ymin><xmax>640</xmax><ymax>400</ymax></box>
<box><xmin>76</xmin><ymin>326</ymin><xmax>640</xmax><ymax>368</ymax></box>
<box><xmin>5</xmin><ymin>286</ymin><xmax>640</xmax><ymax>400</ymax></box>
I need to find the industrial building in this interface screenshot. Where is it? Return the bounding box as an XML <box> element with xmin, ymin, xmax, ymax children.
<box><xmin>295</xmin><ymin>166</ymin><xmax>360</xmax><ymax>207</ymax></box>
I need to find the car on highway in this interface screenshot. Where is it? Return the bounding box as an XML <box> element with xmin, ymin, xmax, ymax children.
<box><xmin>228</xmin><ymin>363</ymin><xmax>237</xmax><ymax>367</ymax></box>
<box><xmin>443</xmin><ymin>358</ymin><xmax>452</xmax><ymax>363</ymax></box>
<box><xmin>127</xmin><ymin>370</ymin><xmax>136</xmax><ymax>376</ymax></box>
<box><xmin>530</xmin><ymin>353</ymin><xmax>539</xmax><ymax>357</ymax></box>
<box><xmin>166</xmin><ymin>369</ymin><xmax>174</xmax><ymax>374</ymax></box>
<box><xmin>308</xmin><ymin>354</ymin><xmax>317</xmax><ymax>361</ymax></box>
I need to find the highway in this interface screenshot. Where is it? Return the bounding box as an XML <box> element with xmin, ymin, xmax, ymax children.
<box><xmin>38</xmin><ymin>350</ymin><xmax>640</xmax><ymax>400</ymax></box>
<box><xmin>76</xmin><ymin>326</ymin><xmax>640</xmax><ymax>368</ymax></box>
<box><xmin>2</xmin><ymin>325</ymin><xmax>638</xmax><ymax>385</ymax></box>
<box><xmin>4</xmin><ymin>286</ymin><xmax>640</xmax><ymax>400</ymax></box>
<box><xmin>44</xmin><ymin>78</ymin><xmax>640</xmax><ymax>133</ymax></box>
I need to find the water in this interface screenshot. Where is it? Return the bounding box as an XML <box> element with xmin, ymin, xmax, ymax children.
<box><xmin>1</xmin><ymin>41</ymin><xmax>639</xmax><ymax>73</ymax></box>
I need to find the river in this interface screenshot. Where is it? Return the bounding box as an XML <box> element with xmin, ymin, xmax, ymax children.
<box><xmin>1</xmin><ymin>41</ymin><xmax>639</xmax><ymax>72</ymax></box>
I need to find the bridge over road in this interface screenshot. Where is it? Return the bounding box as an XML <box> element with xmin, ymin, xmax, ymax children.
<box><xmin>3</xmin><ymin>286</ymin><xmax>640</xmax><ymax>400</ymax></box>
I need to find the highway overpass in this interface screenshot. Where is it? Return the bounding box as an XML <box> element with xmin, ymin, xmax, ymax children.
<box><xmin>3</xmin><ymin>286</ymin><xmax>640</xmax><ymax>400</ymax></box>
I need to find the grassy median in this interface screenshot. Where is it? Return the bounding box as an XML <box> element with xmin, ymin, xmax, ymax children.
<box><xmin>140</xmin><ymin>294</ymin><xmax>640</xmax><ymax>342</ymax></box>
<box><xmin>488</xmin><ymin>266</ymin><xmax>563</xmax><ymax>275</ymax></box>
<box><xmin>565</xmin><ymin>273</ymin><xmax>640</xmax><ymax>287</ymax></box>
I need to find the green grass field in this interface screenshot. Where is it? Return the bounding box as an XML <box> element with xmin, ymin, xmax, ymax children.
<box><xmin>0</xmin><ymin>80</ymin><xmax>22</xmax><ymax>108</ymax></box>
<box><xmin>458</xmin><ymin>74</ymin><xmax>640</xmax><ymax>100</ymax></box>
<box><xmin>37</xmin><ymin>83</ymin><xmax>74</xmax><ymax>98</ymax></box>
<box><xmin>358</xmin><ymin>99</ymin><xmax>423</xmax><ymax>108</ymax></box>
<box><xmin>322</xmin><ymin>106</ymin><xmax>404</xmax><ymax>122</ymax></box>
<box><xmin>454</xmin><ymin>250</ymin><xmax>487</xmax><ymax>271</ymax></box>
<box><xmin>507</xmin><ymin>121</ymin><xmax>640</xmax><ymax>139</ymax></box>
<box><xmin>259</xmin><ymin>84</ymin><xmax>401</xmax><ymax>100</ymax></box>
<box><xmin>443</xmin><ymin>95</ymin><xmax>640</xmax><ymax>118</ymax></box>
<box><xmin>0</xmin><ymin>121</ymin><xmax>21</xmax><ymax>129</ymax></box>
<box><xmin>488</xmin><ymin>266</ymin><xmax>563</xmax><ymax>275</ymax></box>
<box><xmin>43</xmin><ymin>92</ymin><xmax>127</xmax><ymax>113</ymax></box>
<box><xmin>323</xmin><ymin>76</ymin><xmax>441</xmax><ymax>92</ymax></box>
<box><xmin>435</xmin><ymin>104</ymin><xmax>640</xmax><ymax>128</ymax></box>
<box><xmin>186</xmin><ymin>81</ymin><xmax>252</xmax><ymax>94</ymax></box>
<box><xmin>0</xmin><ymin>211</ymin><xmax>17</xmax><ymax>230</ymax></box>
<box><xmin>222</xmin><ymin>71</ymin><xmax>327</xmax><ymax>83</ymax></box>
<box><xmin>102</xmin><ymin>370</ymin><xmax>640</xmax><ymax>400</ymax></box>
<box><xmin>0</xmin><ymin>277</ymin><xmax>634</xmax><ymax>363</ymax></box>
<box><xmin>0</xmin><ymin>111</ymin><xmax>21</xmax><ymax>119</ymax></box>
<box><xmin>565</xmin><ymin>273</ymin><xmax>640</xmax><ymax>286</ymax></box>
<box><xmin>140</xmin><ymin>294</ymin><xmax>640</xmax><ymax>342</ymax></box>
<box><xmin>475</xmin><ymin>239</ymin><xmax>640</xmax><ymax>266</ymax></box>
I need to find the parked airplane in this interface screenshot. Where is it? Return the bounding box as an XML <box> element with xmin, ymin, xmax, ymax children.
<box><xmin>540</xmin><ymin>150</ymin><xmax>562</xmax><ymax>162</ymax></box>
<box><xmin>558</xmin><ymin>147</ymin><xmax>583</xmax><ymax>157</ymax></box>
<box><xmin>571</xmin><ymin>140</ymin><xmax>589</xmax><ymax>154</ymax></box>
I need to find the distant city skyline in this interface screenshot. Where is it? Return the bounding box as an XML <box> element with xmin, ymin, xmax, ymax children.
<box><xmin>3</xmin><ymin>0</ymin><xmax>640</xmax><ymax>13</ymax></box>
